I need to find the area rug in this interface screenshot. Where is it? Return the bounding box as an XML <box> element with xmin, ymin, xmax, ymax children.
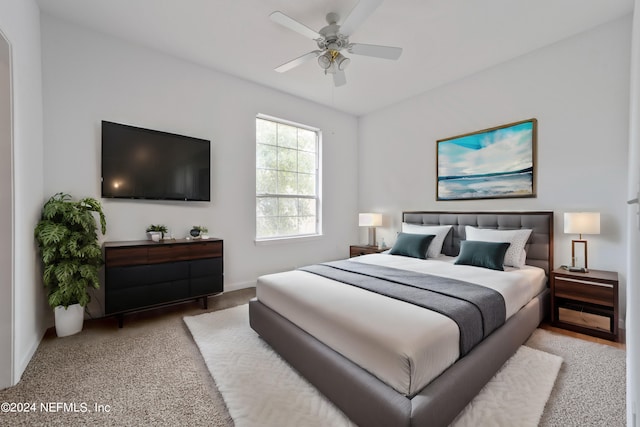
<box><xmin>184</xmin><ymin>305</ymin><xmax>562</xmax><ymax>427</ymax></box>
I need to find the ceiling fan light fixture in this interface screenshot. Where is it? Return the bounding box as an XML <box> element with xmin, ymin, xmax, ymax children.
<box><xmin>335</xmin><ymin>52</ymin><xmax>351</xmax><ymax>70</ymax></box>
<box><xmin>318</xmin><ymin>52</ymin><xmax>332</xmax><ymax>69</ymax></box>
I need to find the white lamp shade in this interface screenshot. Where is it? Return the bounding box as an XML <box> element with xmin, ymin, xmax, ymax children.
<box><xmin>359</xmin><ymin>213</ymin><xmax>382</xmax><ymax>227</ymax></box>
<box><xmin>564</xmin><ymin>212</ymin><xmax>600</xmax><ymax>235</ymax></box>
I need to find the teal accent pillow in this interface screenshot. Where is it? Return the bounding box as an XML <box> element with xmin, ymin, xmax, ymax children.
<box><xmin>455</xmin><ymin>240</ymin><xmax>511</xmax><ymax>271</ymax></box>
<box><xmin>389</xmin><ymin>233</ymin><xmax>435</xmax><ymax>259</ymax></box>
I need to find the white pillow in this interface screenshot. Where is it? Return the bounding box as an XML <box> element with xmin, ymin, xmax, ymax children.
<box><xmin>464</xmin><ymin>226</ymin><xmax>532</xmax><ymax>268</ymax></box>
<box><xmin>401</xmin><ymin>223</ymin><xmax>452</xmax><ymax>259</ymax></box>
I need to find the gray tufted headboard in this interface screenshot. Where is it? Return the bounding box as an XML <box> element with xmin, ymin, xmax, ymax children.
<box><xmin>402</xmin><ymin>211</ymin><xmax>554</xmax><ymax>277</ymax></box>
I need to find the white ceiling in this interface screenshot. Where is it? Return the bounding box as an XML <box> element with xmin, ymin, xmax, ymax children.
<box><xmin>35</xmin><ymin>0</ymin><xmax>634</xmax><ymax>116</ymax></box>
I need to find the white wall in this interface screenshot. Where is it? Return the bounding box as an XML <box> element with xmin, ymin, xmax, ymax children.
<box><xmin>627</xmin><ymin>2</ymin><xmax>640</xmax><ymax>425</ymax></box>
<box><xmin>0</xmin><ymin>0</ymin><xmax>46</xmax><ymax>388</ymax></box>
<box><xmin>0</xmin><ymin>32</ymin><xmax>12</xmax><ymax>390</ymax></box>
<box><xmin>359</xmin><ymin>16</ymin><xmax>631</xmax><ymax>322</ymax></box>
<box><xmin>40</xmin><ymin>15</ymin><xmax>359</xmax><ymax>317</ymax></box>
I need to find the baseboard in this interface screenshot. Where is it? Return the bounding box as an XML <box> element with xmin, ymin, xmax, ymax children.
<box><xmin>15</xmin><ymin>324</ymin><xmax>47</xmax><ymax>386</ymax></box>
<box><xmin>224</xmin><ymin>280</ymin><xmax>257</xmax><ymax>292</ymax></box>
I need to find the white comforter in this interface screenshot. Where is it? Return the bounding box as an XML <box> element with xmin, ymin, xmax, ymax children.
<box><xmin>255</xmin><ymin>254</ymin><xmax>546</xmax><ymax>396</ymax></box>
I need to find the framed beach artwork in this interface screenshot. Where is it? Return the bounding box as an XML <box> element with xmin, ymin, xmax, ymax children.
<box><xmin>436</xmin><ymin>119</ymin><xmax>537</xmax><ymax>201</ymax></box>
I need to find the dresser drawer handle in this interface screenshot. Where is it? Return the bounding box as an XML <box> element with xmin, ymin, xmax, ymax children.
<box><xmin>556</xmin><ymin>277</ymin><xmax>613</xmax><ymax>288</ymax></box>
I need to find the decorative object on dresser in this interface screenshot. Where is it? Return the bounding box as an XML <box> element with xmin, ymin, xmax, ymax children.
<box><xmin>104</xmin><ymin>238</ymin><xmax>223</xmax><ymax>327</ymax></box>
<box><xmin>349</xmin><ymin>244</ymin><xmax>386</xmax><ymax>258</ymax></box>
<box><xmin>146</xmin><ymin>224</ymin><xmax>168</xmax><ymax>241</ymax></box>
<box><xmin>563</xmin><ymin>212</ymin><xmax>600</xmax><ymax>272</ymax></box>
<box><xmin>436</xmin><ymin>118</ymin><xmax>537</xmax><ymax>201</ymax></box>
<box><xmin>358</xmin><ymin>212</ymin><xmax>382</xmax><ymax>246</ymax></box>
<box><xmin>550</xmin><ymin>267</ymin><xmax>618</xmax><ymax>341</ymax></box>
<box><xmin>190</xmin><ymin>225</ymin><xmax>208</xmax><ymax>238</ymax></box>
<box><xmin>34</xmin><ymin>193</ymin><xmax>107</xmax><ymax>337</ymax></box>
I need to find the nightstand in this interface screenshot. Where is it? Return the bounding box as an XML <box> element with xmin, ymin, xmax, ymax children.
<box><xmin>349</xmin><ymin>245</ymin><xmax>386</xmax><ymax>257</ymax></box>
<box><xmin>550</xmin><ymin>268</ymin><xmax>618</xmax><ymax>341</ymax></box>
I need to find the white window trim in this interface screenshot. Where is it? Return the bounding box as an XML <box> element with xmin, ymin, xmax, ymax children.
<box><xmin>254</xmin><ymin>234</ymin><xmax>323</xmax><ymax>246</ymax></box>
<box><xmin>255</xmin><ymin>114</ymin><xmax>322</xmax><ymax>243</ymax></box>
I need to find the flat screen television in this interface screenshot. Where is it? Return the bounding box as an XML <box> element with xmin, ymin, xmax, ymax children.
<box><xmin>101</xmin><ymin>121</ymin><xmax>210</xmax><ymax>201</ymax></box>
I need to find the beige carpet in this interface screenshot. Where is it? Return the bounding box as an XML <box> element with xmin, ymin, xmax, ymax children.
<box><xmin>185</xmin><ymin>305</ymin><xmax>562</xmax><ymax>427</ymax></box>
<box><xmin>0</xmin><ymin>291</ymin><xmax>255</xmax><ymax>427</ymax></box>
<box><xmin>527</xmin><ymin>328</ymin><xmax>627</xmax><ymax>426</ymax></box>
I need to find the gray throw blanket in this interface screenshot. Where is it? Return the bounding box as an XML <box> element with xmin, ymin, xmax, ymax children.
<box><xmin>299</xmin><ymin>260</ymin><xmax>506</xmax><ymax>356</ymax></box>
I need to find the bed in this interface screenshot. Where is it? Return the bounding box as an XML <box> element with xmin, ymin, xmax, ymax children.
<box><xmin>249</xmin><ymin>211</ymin><xmax>554</xmax><ymax>426</ymax></box>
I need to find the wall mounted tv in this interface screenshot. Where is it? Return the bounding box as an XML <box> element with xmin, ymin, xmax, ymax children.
<box><xmin>101</xmin><ymin>121</ymin><xmax>210</xmax><ymax>201</ymax></box>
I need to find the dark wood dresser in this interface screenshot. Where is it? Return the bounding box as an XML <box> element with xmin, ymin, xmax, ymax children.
<box><xmin>104</xmin><ymin>238</ymin><xmax>223</xmax><ymax>327</ymax></box>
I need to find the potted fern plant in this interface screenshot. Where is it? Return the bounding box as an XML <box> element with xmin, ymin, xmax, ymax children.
<box><xmin>34</xmin><ymin>193</ymin><xmax>106</xmax><ymax>337</ymax></box>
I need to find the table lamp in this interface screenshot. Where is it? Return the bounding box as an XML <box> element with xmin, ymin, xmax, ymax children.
<box><xmin>359</xmin><ymin>213</ymin><xmax>382</xmax><ymax>246</ymax></box>
<box><xmin>564</xmin><ymin>212</ymin><xmax>600</xmax><ymax>272</ymax></box>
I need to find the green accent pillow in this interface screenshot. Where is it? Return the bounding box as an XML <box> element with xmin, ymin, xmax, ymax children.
<box><xmin>455</xmin><ymin>240</ymin><xmax>511</xmax><ymax>271</ymax></box>
<box><xmin>389</xmin><ymin>233</ymin><xmax>435</xmax><ymax>259</ymax></box>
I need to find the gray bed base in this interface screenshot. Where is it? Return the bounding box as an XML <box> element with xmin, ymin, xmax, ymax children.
<box><xmin>249</xmin><ymin>211</ymin><xmax>553</xmax><ymax>426</ymax></box>
<box><xmin>249</xmin><ymin>291</ymin><xmax>548</xmax><ymax>427</ymax></box>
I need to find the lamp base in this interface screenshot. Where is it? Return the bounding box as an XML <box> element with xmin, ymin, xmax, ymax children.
<box><xmin>571</xmin><ymin>239</ymin><xmax>588</xmax><ymax>270</ymax></box>
<box><xmin>367</xmin><ymin>228</ymin><xmax>377</xmax><ymax>247</ymax></box>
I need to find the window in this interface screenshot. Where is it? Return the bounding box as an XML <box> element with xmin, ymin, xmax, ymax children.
<box><xmin>256</xmin><ymin>115</ymin><xmax>321</xmax><ymax>240</ymax></box>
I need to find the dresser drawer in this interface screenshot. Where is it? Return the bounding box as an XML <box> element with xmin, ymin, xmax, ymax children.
<box><xmin>148</xmin><ymin>244</ymin><xmax>190</xmax><ymax>263</ymax></box>
<box><xmin>189</xmin><ymin>241</ymin><xmax>223</xmax><ymax>259</ymax></box>
<box><xmin>554</xmin><ymin>276</ymin><xmax>614</xmax><ymax>307</ymax></box>
<box><xmin>105</xmin><ymin>247</ymin><xmax>148</xmax><ymax>267</ymax></box>
<box><xmin>106</xmin><ymin>262</ymin><xmax>190</xmax><ymax>290</ymax></box>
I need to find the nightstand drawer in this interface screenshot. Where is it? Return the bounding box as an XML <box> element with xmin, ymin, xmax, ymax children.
<box><xmin>554</xmin><ymin>276</ymin><xmax>614</xmax><ymax>307</ymax></box>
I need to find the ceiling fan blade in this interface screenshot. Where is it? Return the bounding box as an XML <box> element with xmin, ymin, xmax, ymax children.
<box><xmin>348</xmin><ymin>43</ymin><xmax>402</xmax><ymax>60</ymax></box>
<box><xmin>339</xmin><ymin>0</ymin><xmax>384</xmax><ymax>36</ymax></box>
<box><xmin>333</xmin><ymin>70</ymin><xmax>347</xmax><ymax>87</ymax></box>
<box><xmin>275</xmin><ymin>50</ymin><xmax>322</xmax><ymax>73</ymax></box>
<box><xmin>270</xmin><ymin>11</ymin><xmax>322</xmax><ymax>40</ymax></box>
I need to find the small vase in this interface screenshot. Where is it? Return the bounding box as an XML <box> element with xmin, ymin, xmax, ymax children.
<box><xmin>147</xmin><ymin>231</ymin><xmax>162</xmax><ymax>241</ymax></box>
<box><xmin>190</xmin><ymin>229</ymin><xmax>200</xmax><ymax>238</ymax></box>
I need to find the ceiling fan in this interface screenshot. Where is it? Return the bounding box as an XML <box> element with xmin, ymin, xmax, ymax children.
<box><xmin>270</xmin><ymin>0</ymin><xmax>402</xmax><ymax>87</ymax></box>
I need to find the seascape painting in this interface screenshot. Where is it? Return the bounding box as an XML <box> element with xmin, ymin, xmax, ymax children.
<box><xmin>436</xmin><ymin>119</ymin><xmax>536</xmax><ymax>200</ymax></box>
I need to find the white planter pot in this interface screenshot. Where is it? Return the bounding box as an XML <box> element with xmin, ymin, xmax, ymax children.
<box><xmin>147</xmin><ymin>231</ymin><xmax>162</xmax><ymax>242</ymax></box>
<box><xmin>54</xmin><ymin>304</ymin><xmax>84</xmax><ymax>337</ymax></box>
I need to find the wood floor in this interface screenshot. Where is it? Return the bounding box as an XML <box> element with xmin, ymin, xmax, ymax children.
<box><xmin>539</xmin><ymin>322</ymin><xmax>626</xmax><ymax>350</ymax></box>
